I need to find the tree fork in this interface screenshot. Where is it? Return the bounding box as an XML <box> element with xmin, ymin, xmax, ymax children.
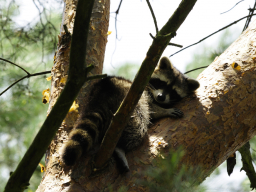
<box><xmin>93</xmin><ymin>0</ymin><xmax>198</xmax><ymax>172</ymax></box>
<box><xmin>37</xmin><ymin>2</ymin><xmax>256</xmax><ymax>192</ymax></box>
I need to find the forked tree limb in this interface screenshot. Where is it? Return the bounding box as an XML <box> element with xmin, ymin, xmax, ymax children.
<box><xmin>93</xmin><ymin>0</ymin><xmax>198</xmax><ymax>172</ymax></box>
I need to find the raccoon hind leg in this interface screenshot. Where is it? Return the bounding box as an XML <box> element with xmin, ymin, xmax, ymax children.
<box><xmin>61</xmin><ymin>113</ymin><xmax>102</xmax><ymax>166</ymax></box>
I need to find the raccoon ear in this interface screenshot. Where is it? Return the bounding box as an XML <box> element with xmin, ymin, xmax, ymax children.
<box><xmin>186</xmin><ymin>78</ymin><xmax>200</xmax><ymax>92</ymax></box>
<box><xmin>158</xmin><ymin>57</ymin><xmax>172</xmax><ymax>70</ymax></box>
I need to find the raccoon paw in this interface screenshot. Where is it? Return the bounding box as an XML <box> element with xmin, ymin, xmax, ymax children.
<box><xmin>169</xmin><ymin>108</ymin><xmax>183</xmax><ymax>118</ymax></box>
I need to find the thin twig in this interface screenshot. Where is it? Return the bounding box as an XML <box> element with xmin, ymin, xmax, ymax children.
<box><xmin>220</xmin><ymin>0</ymin><xmax>245</xmax><ymax>14</ymax></box>
<box><xmin>0</xmin><ymin>71</ymin><xmax>51</xmax><ymax>96</ymax></box>
<box><xmin>113</xmin><ymin>0</ymin><xmax>123</xmax><ymax>40</ymax></box>
<box><xmin>243</xmin><ymin>1</ymin><xmax>256</xmax><ymax>31</ymax></box>
<box><xmin>168</xmin><ymin>43</ymin><xmax>183</xmax><ymax>48</ymax></box>
<box><xmin>149</xmin><ymin>33</ymin><xmax>183</xmax><ymax>48</ymax></box>
<box><xmin>0</xmin><ymin>58</ymin><xmax>30</xmax><ymax>75</ymax></box>
<box><xmin>110</xmin><ymin>0</ymin><xmax>123</xmax><ymax>67</ymax></box>
<box><xmin>146</xmin><ymin>0</ymin><xmax>158</xmax><ymax>34</ymax></box>
<box><xmin>32</xmin><ymin>0</ymin><xmax>45</xmax><ymax>27</ymax></box>
<box><xmin>184</xmin><ymin>66</ymin><xmax>209</xmax><ymax>74</ymax></box>
<box><xmin>170</xmin><ymin>14</ymin><xmax>256</xmax><ymax>58</ymax></box>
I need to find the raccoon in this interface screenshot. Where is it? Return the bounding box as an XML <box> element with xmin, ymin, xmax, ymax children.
<box><xmin>147</xmin><ymin>57</ymin><xmax>200</xmax><ymax>120</ymax></box>
<box><xmin>61</xmin><ymin>57</ymin><xmax>200</xmax><ymax>172</ymax></box>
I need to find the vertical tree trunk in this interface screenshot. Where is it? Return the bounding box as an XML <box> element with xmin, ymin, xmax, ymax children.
<box><xmin>36</xmin><ymin>0</ymin><xmax>110</xmax><ymax>191</ymax></box>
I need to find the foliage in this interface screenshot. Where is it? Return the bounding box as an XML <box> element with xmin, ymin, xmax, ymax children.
<box><xmin>0</xmin><ymin>0</ymin><xmax>62</xmax><ymax>190</ymax></box>
<box><xmin>140</xmin><ymin>149</ymin><xmax>206</xmax><ymax>192</ymax></box>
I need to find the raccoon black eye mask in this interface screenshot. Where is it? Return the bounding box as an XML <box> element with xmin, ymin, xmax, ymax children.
<box><xmin>61</xmin><ymin>57</ymin><xmax>200</xmax><ymax>173</ymax></box>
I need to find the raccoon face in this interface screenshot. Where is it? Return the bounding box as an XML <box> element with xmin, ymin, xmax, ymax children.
<box><xmin>149</xmin><ymin>57</ymin><xmax>200</xmax><ymax>106</ymax></box>
<box><xmin>149</xmin><ymin>78</ymin><xmax>181</xmax><ymax>105</ymax></box>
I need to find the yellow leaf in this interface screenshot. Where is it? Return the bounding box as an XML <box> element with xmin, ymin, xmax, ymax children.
<box><xmin>60</xmin><ymin>76</ymin><xmax>67</xmax><ymax>84</ymax></box>
<box><xmin>39</xmin><ymin>163</ymin><xmax>46</xmax><ymax>172</ymax></box>
<box><xmin>46</xmin><ymin>76</ymin><xmax>52</xmax><ymax>81</ymax></box>
<box><xmin>231</xmin><ymin>62</ymin><xmax>241</xmax><ymax>71</ymax></box>
<box><xmin>69</xmin><ymin>100</ymin><xmax>79</xmax><ymax>112</ymax></box>
<box><xmin>42</xmin><ymin>88</ymin><xmax>50</xmax><ymax>104</ymax></box>
<box><xmin>106</xmin><ymin>31</ymin><xmax>112</xmax><ymax>36</ymax></box>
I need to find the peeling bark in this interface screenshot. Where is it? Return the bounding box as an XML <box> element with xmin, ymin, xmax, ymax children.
<box><xmin>37</xmin><ymin>3</ymin><xmax>256</xmax><ymax>192</ymax></box>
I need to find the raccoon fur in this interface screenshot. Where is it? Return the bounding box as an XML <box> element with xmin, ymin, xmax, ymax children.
<box><xmin>147</xmin><ymin>57</ymin><xmax>200</xmax><ymax>119</ymax></box>
<box><xmin>61</xmin><ymin>57</ymin><xmax>200</xmax><ymax>172</ymax></box>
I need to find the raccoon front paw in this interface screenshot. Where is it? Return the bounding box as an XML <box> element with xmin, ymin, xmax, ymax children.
<box><xmin>169</xmin><ymin>108</ymin><xmax>183</xmax><ymax>118</ymax></box>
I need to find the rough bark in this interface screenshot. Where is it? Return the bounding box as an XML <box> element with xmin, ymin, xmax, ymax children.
<box><xmin>37</xmin><ymin>4</ymin><xmax>256</xmax><ymax>192</ymax></box>
<box><xmin>36</xmin><ymin>0</ymin><xmax>110</xmax><ymax>191</ymax></box>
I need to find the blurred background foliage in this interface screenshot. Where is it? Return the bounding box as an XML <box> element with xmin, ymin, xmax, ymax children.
<box><xmin>185</xmin><ymin>29</ymin><xmax>239</xmax><ymax>79</ymax></box>
<box><xmin>0</xmin><ymin>0</ymin><xmax>62</xmax><ymax>190</ymax></box>
<box><xmin>0</xmin><ymin>0</ymin><xmax>255</xmax><ymax>191</ymax></box>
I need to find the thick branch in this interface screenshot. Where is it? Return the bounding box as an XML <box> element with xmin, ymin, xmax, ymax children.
<box><xmin>94</xmin><ymin>0</ymin><xmax>197</xmax><ymax>171</ymax></box>
<box><xmin>4</xmin><ymin>0</ymin><xmax>95</xmax><ymax>191</ymax></box>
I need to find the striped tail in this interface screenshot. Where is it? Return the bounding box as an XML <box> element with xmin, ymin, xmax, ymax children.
<box><xmin>61</xmin><ymin>112</ymin><xmax>103</xmax><ymax>166</ymax></box>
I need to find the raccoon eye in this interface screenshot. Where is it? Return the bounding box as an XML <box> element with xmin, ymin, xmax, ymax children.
<box><xmin>169</xmin><ymin>90</ymin><xmax>182</xmax><ymax>101</ymax></box>
<box><xmin>149</xmin><ymin>78</ymin><xmax>167</xmax><ymax>88</ymax></box>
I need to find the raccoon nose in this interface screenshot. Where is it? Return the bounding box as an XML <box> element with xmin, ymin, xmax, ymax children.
<box><xmin>157</xmin><ymin>93</ymin><xmax>165</xmax><ymax>102</ymax></box>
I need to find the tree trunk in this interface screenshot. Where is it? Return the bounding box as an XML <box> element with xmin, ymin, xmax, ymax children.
<box><xmin>37</xmin><ymin>3</ymin><xmax>256</xmax><ymax>192</ymax></box>
<box><xmin>36</xmin><ymin>0</ymin><xmax>110</xmax><ymax>191</ymax></box>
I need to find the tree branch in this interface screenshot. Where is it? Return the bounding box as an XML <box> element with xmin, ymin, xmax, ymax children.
<box><xmin>220</xmin><ymin>0</ymin><xmax>245</xmax><ymax>14</ymax></box>
<box><xmin>93</xmin><ymin>0</ymin><xmax>198</xmax><ymax>171</ymax></box>
<box><xmin>149</xmin><ymin>33</ymin><xmax>183</xmax><ymax>48</ymax></box>
<box><xmin>113</xmin><ymin>0</ymin><xmax>123</xmax><ymax>40</ymax></box>
<box><xmin>146</xmin><ymin>0</ymin><xmax>158</xmax><ymax>34</ymax></box>
<box><xmin>242</xmin><ymin>1</ymin><xmax>256</xmax><ymax>31</ymax></box>
<box><xmin>184</xmin><ymin>66</ymin><xmax>208</xmax><ymax>74</ymax></box>
<box><xmin>0</xmin><ymin>71</ymin><xmax>51</xmax><ymax>96</ymax></box>
<box><xmin>170</xmin><ymin>14</ymin><xmax>256</xmax><ymax>57</ymax></box>
<box><xmin>0</xmin><ymin>57</ymin><xmax>30</xmax><ymax>75</ymax></box>
<box><xmin>4</xmin><ymin>0</ymin><xmax>95</xmax><ymax>191</ymax></box>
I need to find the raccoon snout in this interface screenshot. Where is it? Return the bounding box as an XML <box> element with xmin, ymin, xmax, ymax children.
<box><xmin>157</xmin><ymin>93</ymin><xmax>166</xmax><ymax>102</ymax></box>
